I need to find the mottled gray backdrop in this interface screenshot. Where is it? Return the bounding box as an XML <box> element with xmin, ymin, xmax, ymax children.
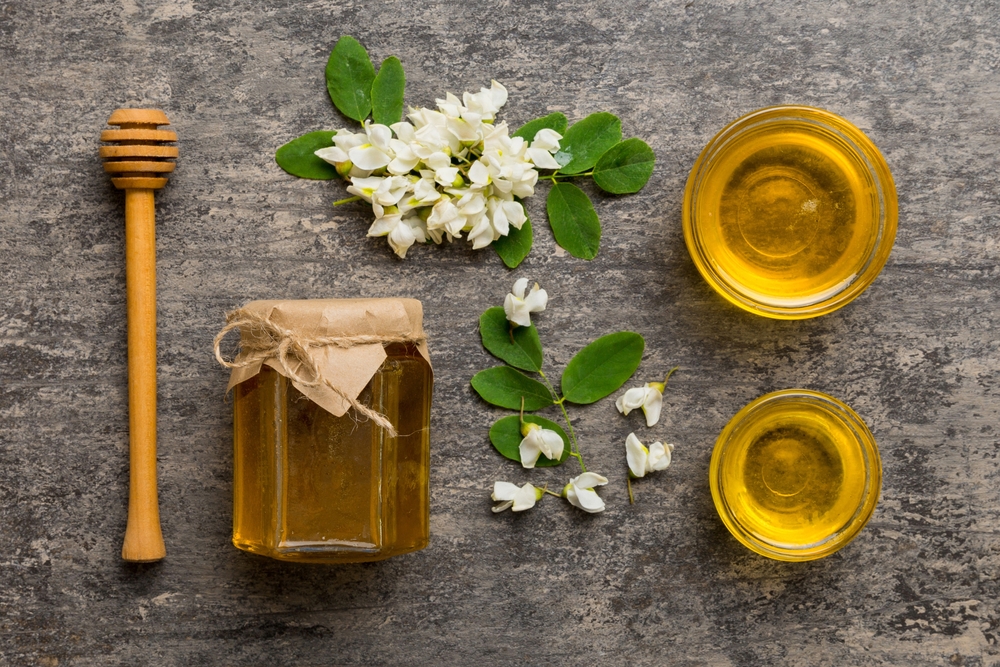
<box><xmin>2</xmin><ymin>0</ymin><xmax>999</xmax><ymax>665</ymax></box>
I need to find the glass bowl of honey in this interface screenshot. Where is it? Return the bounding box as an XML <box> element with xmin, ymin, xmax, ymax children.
<box><xmin>683</xmin><ymin>106</ymin><xmax>897</xmax><ymax>319</ymax></box>
<box><xmin>709</xmin><ymin>389</ymin><xmax>881</xmax><ymax>561</ymax></box>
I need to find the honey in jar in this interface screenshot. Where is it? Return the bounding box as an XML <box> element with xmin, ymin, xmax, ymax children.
<box><xmin>222</xmin><ymin>299</ymin><xmax>432</xmax><ymax>563</ymax></box>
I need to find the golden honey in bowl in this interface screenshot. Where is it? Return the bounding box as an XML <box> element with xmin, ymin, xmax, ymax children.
<box><xmin>684</xmin><ymin>106</ymin><xmax>897</xmax><ymax>319</ymax></box>
<box><xmin>710</xmin><ymin>390</ymin><xmax>881</xmax><ymax>561</ymax></box>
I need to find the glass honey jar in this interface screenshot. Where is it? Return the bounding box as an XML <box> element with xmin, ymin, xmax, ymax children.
<box><xmin>219</xmin><ymin>299</ymin><xmax>432</xmax><ymax>563</ymax></box>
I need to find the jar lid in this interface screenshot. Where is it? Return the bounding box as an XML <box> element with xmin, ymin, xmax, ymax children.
<box><xmin>223</xmin><ymin>298</ymin><xmax>430</xmax><ymax>418</ymax></box>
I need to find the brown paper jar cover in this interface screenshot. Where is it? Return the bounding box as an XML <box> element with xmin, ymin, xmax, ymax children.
<box><xmin>227</xmin><ymin>298</ymin><xmax>433</xmax><ymax>563</ymax></box>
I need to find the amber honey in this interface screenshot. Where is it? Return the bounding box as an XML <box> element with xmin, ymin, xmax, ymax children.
<box><xmin>684</xmin><ymin>106</ymin><xmax>897</xmax><ymax>319</ymax></box>
<box><xmin>710</xmin><ymin>390</ymin><xmax>880</xmax><ymax>561</ymax></box>
<box><xmin>233</xmin><ymin>343</ymin><xmax>432</xmax><ymax>563</ymax></box>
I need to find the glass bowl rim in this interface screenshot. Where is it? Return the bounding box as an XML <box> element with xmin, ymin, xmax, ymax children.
<box><xmin>708</xmin><ymin>388</ymin><xmax>882</xmax><ymax>561</ymax></box>
<box><xmin>682</xmin><ymin>104</ymin><xmax>898</xmax><ymax>320</ymax></box>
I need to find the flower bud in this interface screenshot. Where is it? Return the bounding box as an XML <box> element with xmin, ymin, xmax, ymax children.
<box><xmin>335</xmin><ymin>160</ymin><xmax>354</xmax><ymax>179</ymax></box>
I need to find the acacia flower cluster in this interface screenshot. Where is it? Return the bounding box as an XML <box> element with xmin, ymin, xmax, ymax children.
<box><xmin>316</xmin><ymin>81</ymin><xmax>562</xmax><ymax>258</ymax></box>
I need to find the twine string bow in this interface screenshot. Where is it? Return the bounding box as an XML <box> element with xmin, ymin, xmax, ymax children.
<box><xmin>214</xmin><ymin>308</ymin><xmax>425</xmax><ymax>437</ymax></box>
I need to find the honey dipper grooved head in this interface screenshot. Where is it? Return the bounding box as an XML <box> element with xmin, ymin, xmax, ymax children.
<box><xmin>100</xmin><ymin>108</ymin><xmax>178</xmax><ymax>190</ymax></box>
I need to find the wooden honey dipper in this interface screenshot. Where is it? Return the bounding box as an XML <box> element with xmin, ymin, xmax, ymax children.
<box><xmin>100</xmin><ymin>109</ymin><xmax>177</xmax><ymax>562</ymax></box>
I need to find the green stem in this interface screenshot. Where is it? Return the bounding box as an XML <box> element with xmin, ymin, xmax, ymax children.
<box><xmin>627</xmin><ymin>475</ymin><xmax>635</xmax><ymax>504</ymax></box>
<box><xmin>333</xmin><ymin>195</ymin><xmax>362</xmax><ymax>206</ymax></box>
<box><xmin>558</xmin><ymin>401</ymin><xmax>586</xmax><ymax>473</ymax></box>
<box><xmin>543</xmin><ymin>171</ymin><xmax>595</xmax><ymax>183</ymax></box>
<box><xmin>538</xmin><ymin>370</ymin><xmax>586</xmax><ymax>473</ymax></box>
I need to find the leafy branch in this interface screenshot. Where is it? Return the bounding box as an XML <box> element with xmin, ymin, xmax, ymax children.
<box><xmin>274</xmin><ymin>35</ymin><xmax>656</xmax><ymax>267</ymax></box>
<box><xmin>472</xmin><ymin>306</ymin><xmax>644</xmax><ymax>473</ymax></box>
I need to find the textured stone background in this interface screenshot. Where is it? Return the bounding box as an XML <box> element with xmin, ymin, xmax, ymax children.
<box><xmin>2</xmin><ymin>0</ymin><xmax>999</xmax><ymax>664</ymax></box>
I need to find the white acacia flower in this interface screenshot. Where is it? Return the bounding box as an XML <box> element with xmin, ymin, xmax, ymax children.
<box><xmin>412</xmin><ymin>114</ymin><xmax>461</xmax><ymax>157</ymax></box>
<box><xmin>491</xmin><ymin>481</ymin><xmax>542</xmax><ymax>513</ymax></box>
<box><xmin>346</xmin><ymin>176</ymin><xmax>387</xmax><ymax>203</ymax></box>
<box><xmin>519</xmin><ymin>422</ymin><xmax>564</xmax><ymax>468</ymax></box>
<box><xmin>499</xmin><ymin>198</ymin><xmax>527</xmax><ymax>229</ymax></box>
<box><xmin>436</xmin><ymin>91</ymin><xmax>465</xmax><ymax>119</ymax></box>
<box><xmin>348</xmin><ymin>122</ymin><xmax>395</xmax><ymax>171</ymax></box>
<box><xmin>504</xmin><ymin>278</ymin><xmax>548</xmax><ymax>327</ymax></box>
<box><xmin>467</xmin><ymin>197</ymin><xmax>514</xmax><ymax>246</ymax></box>
<box><xmin>465</xmin><ymin>211</ymin><xmax>496</xmax><ymax>250</ymax></box>
<box><xmin>446</xmin><ymin>115</ymin><xmax>483</xmax><ymax>143</ymax></box>
<box><xmin>367</xmin><ymin>204</ymin><xmax>426</xmax><ymax>258</ymax></box>
<box><xmin>390</xmin><ymin>120</ymin><xmax>417</xmax><ymax>143</ymax></box>
<box><xmin>526</xmin><ymin>128</ymin><xmax>563</xmax><ymax>170</ymax></box>
<box><xmin>615</xmin><ymin>382</ymin><xmax>665</xmax><ymax>427</ymax></box>
<box><xmin>531</xmin><ymin>128</ymin><xmax>562</xmax><ymax>153</ymax></box>
<box><xmin>625</xmin><ymin>432</ymin><xmax>674</xmax><ymax>478</ymax></box>
<box><xmin>434</xmin><ymin>166</ymin><xmax>461</xmax><ymax>188</ymax></box>
<box><xmin>485</xmin><ymin>197</ymin><xmax>526</xmax><ymax>240</ymax></box>
<box><xmin>525</xmin><ymin>147</ymin><xmax>561</xmax><ymax>171</ymax></box>
<box><xmin>316</xmin><ymin>130</ymin><xmax>374</xmax><ymax>178</ymax></box>
<box><xmin>510</xmin><ymin>166</ymin><xmax>539</xmax><ymax>199</ymax></box>
<box><xmin>464</xmin><ymin>80</ymin><xmax>507</xmax><ymax>121</ymax></box>
<box><xmin>399</xmin><ymin>177</ymin><xmax>440</xmax><ymax>209</ymax></box>
<box><xmin>468</xmin><ymin>160</ymin><xmax>491</xmax><ymax>188</ymax></box>
<box><xmin>387</xmin><ymin>138</ymin><xmax>420</xmax><ymax>175</ymax></box>
<box><xmin>455</xmin><ymin>190</ymin><xmax>486</xmax><ymax>217</ymax></box>
<box><xmin>483</xmin><ymin>122</ymin><xmax>527</xmax><ymax>158</ymax></box>
<box><xmin>563</xmin><ymin>472</ymin><xmax>608</xmax><ymax>513</ymax></box>
<box><xmin>457</xmin><ymin>192</ymin><xmax>496</xmax><ymax>249</ymax></box>
<box><xmin>423</xmin><ymin>151</ymin><xmax>452</xmax><ymax>171</ymax></box>
<box><xmin>427</xmin><ymin>197</ymin><xmax>465</xmax><ymax>238</ymax></box>
<box><xmin>368</xmin><ymin>175</ymin><xmax>409</xmax><ymax>206</ymax></box>
<box><xmin>331</xmin><ymin>128</ymin><xmax>367</xmax><ymax>152</ymax></box>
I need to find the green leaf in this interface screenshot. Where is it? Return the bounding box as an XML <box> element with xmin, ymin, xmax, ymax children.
<box><xmin>479</xmin><ymin>307</ymin><xmax>543</xmax><ymax>372</ymax></box>
<box><xmin>592</xmin><ymin>138</ymin><xmax>656</xmax><ymax>194</ymax></box>
<box><xmin>512</xmin><ymin>113</ymin><xmax>568</xmax><ymax>143</ymax></box>
<box><xmin>492</xmin><ymin>215</ymin><xmax>533</xmax><ymax>269</ymax></box>
<box><xmin>554</xmin><ymin>112</ymin><xmax>622</xmax><ymax>174</ymax></box>
<box><xmin>561</xmin><ymin>332</ymin><xmax>645</xmax><ymax>404</ymax></box>
<box><xmin>275</xmin><ymin>131</ymin><xmax>339</xmax><ymax>180</ymax></box>
<box><xmin>326</xmin><ymin>36</ymin><xmax>376</xmax><ymax>122</ymax></box>
<box><xmin>546</xmin><ymin>183</ymin><xmax>601</xmax><ymax>260</ymax></box>
<box><xmin>371</xmin><ymin>56</ymin><xmax>405</xmax><ymax>126</ymax></box>
<box><xmin>489</xmin><ymin>415</ymin><xmax>570</xmax><ymax>467</ymax></box>
<box><xmin>471</xmin><ymin>367</ymin><xmax>553</xmax><ymax>411</ymax></box>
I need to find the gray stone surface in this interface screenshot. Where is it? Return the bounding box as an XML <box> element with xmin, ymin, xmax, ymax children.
<box><xmin>2</xmin><ymin>0</ymin><xmax>999</xmax><ymax>664</ymax></box>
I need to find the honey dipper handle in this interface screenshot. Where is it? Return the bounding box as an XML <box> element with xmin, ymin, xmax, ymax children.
<box><xmin>121</xmin><ymin>188</ymin><xmax>165</xmax><ymax>562</ymax></box>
